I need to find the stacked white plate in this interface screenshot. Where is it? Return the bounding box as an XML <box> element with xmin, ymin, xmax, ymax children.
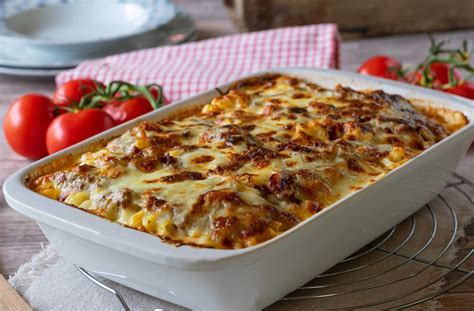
<box><xmin>0</xmin><ymin>0</ymin><xmax>197</xmax><ymax>76</ymax></box>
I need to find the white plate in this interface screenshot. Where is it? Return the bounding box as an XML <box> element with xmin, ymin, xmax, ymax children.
<box><xmin>0</xmin><ymin>0</ymin><xmax>178</xmax><ymax>65</ymax></box>
<box><xmin>0</xmin><ymin>66</ymin><xmax>63</xmax><ymax>77</ymax></box>
<box><xmin>0</xmin><ymin>13</ymin><xmax>198</xmax><ymax>76</ymax></box>
<box><xmin>0</xmin><ymin>0</ymin><xmax>177</xmax><ymax>45</ymax></box>
<box><xmin>4</xmin><ymin>68</ymin><xmax>474</xmax><ymax>310</ymax></box>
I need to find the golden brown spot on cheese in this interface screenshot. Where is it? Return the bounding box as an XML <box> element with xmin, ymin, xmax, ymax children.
<box><xmin>191</xmin><ymin>155</ymin><xmax>215</xmax><ymax>164</ymax></box>
<box><xmin>157</xmin><ymin>171</ymin><xmax>205</xmax><ymax>183</ymax></box>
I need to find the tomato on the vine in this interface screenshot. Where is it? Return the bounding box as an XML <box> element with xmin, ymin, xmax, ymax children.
<box><xmin>412</xmin><ymin>62</ymin><xmax>462</xmax><ymax>87</ymax></box>
<box><xmin>357</xmin><ymin>56</ymin><xmax>401</xmax><ymax>80</ymax></box>
<box><xmin>103</xmin><ymin>97</ymin><xmax>154</xmax><ymax>125</ymax></box>
<box><xmin>46</xmin><ymin>109</ymin><xmax>114</xmax><ymax>154</ymax></box>
<box><xmin>149</xmin><ymin>87</ymin><xmax>169</xmax><ymax>104</ymax></box>
<box><xmin>444</xmin><ymin>83</ymin><xmax>474</xmax><ymax>100</ymax></box>
<box><xmin>103</xmin><ymin>84</ymin><xmax>168</xmax><ymax>125</ymax></box>
<box><xmin>3</xmin><ymin>94</ymin><xmax>56</xmax><ymax>159</ymax></box>
<box><xmin>426</xmin><ymin>62</ymin><xmax>462</xmax><ymax>85</ymax></box>
<box><xmin>53</xmin><ymin>79</ymin><xmax>104</xmax><ymax>107</ymax></box>
<box><xmin>4</xmin><ymin>80</ymin><xmax>167</xmax><ymax>158</ymax></box>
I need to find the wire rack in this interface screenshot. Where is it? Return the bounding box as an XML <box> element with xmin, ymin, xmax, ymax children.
<box><xmin>75</xmin><ymin>173</ymin><xmax>474</xmax><ymax>310</ymax></box>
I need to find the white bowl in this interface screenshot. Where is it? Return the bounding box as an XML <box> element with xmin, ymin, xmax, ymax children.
<box><xmin>6</xmin><ymin>3</ymin><xmax>150</xmax><ymax>44</ymax></box>
<box><xmin>0</xmin><ymin>0</ymin><xmax>177</xmax><ymax>63</ymax></box>
<box><xmin>0</xmin><ymin>11</ymin><xmax>198</xmax><ymax>76</ymax></box>
<box><xmin>0</xmin><ymin>0</ymin><xmax>177</xmax><ymax>45</ymax></box>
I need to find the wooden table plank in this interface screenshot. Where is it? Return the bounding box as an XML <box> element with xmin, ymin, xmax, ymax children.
<box><xmin>0</xmin><ymin>0</ymin><xmax>472</xmax><ymax>308</ymax></box>
<box><xmin>0</xmin><ymin>274</ymin><xmax>32</xmax><ymax>311</ymax></box>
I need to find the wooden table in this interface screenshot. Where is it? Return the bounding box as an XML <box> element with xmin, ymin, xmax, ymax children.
<box><xmin>0</xmin><ymin>0</ymin><xmax>472</xmax><ymax>308</ymax></box>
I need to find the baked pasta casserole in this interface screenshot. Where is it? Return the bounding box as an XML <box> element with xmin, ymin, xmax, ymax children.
<box><xmin>27</xmin><ymin>74</ymin><xmax>468</xmax><ymax>249</ymax></box>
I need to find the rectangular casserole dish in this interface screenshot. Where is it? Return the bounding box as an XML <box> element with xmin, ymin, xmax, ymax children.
<box><xmin>4</xmin><ymin>68</ymin><xmax>474</xmax><ymax>310</ymax></box>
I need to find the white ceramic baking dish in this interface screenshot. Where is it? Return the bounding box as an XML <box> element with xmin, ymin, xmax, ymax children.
<box><xmin>4</xmin><ymin>68</ymin><xmax>474</xmax><ymax>310</ymax></box>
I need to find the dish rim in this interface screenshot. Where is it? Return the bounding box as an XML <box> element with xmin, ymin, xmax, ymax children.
<box><xmin>4</xmin><ymin>67</ymin><xmax>474</xmax><ymax>270</ymax></box>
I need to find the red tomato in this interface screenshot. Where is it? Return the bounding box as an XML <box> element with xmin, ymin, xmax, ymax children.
<box><xmin>428</xmin><ymin>63</ymin><xmax>462</xmax><ymax>84</ymax></box>
<box><xmin>444</xmin><ymin>83</ymin><xmax>474</xmax><ymax>100</ymax></box>
<box><xmin>46</xmin><ymin>109</ymin><xmax>114</xmax><ymax>154</ymax></box>
<box><xmin>149</xmin><ymin>87</ymin><xmax>160</xmax><ymax>99</ymax></box>
<box><xmin>149</xmin><ymin>87</ymin><xmax>169</xmax><ymax>104</ymax></box>
<box><xmin>3</xmin><ymin>94</ymin><xmax>56</xmax><ymax>159</ymax></box>
<box><xmin>103</xmin><ymin>97</ymin><xmax>154</xmax><ymax>125</ymax></box>
<box><xmin>413</xmin><ymin>62</ymin><xmax>462</xmax><ymax>86</ymax></box>
<box><xmin>357</xmin><ymin>56</ymin><xmax>401</xmax><ymax>80</ymax></box>
<box><xmin>53</xmin><ymin>79</ymin><xmax>103</xmax><ymax>107</ymax></box>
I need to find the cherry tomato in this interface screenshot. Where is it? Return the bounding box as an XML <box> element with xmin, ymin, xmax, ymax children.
<box><xmin>444</xmin><ymin>83</ymin><xmax>474</xmax><ymax>100</ymax></box>
<box><xmin>357</xmin><ymin>56</ymin><xmax>401</xmax><ymax>80</ymax></box>
<box><xmin>46</xmin><ymin>109</ymin><xmax>114</xmax><ymax>154</ymax></box>
<box><xmin>103</xmin><ymin>97</ymin><xmax>154</xmax><ymax>125</ymax></box>
<box><xmin>53</xmin><ymin>79</ymin><xmax>103</xmax><ymax>107</ymax></box>
<box><xmin>149</xmin><ymin>87</ymin><xmax>169</xmax><ymax>104</ymax></box>
<box><xmin>427</xmin><ymin>63</ymin><xmax>462</xmax><ymax>84</ymax></box>
<box><xmin>413</xmin><ymin>62</ymin><xmax>462</xmax><ymax>87</ymax></box>
<box><xmin>3</xmin><ymin>94</ymin><xmax>56</xmax><ymax>159</ymax></box>
<box><xmin>104</xmin><ymin>85</ymin><xmax>169</xmax><ymax>125</ymax></box>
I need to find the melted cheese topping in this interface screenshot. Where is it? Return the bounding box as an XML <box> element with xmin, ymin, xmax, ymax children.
<box><xmin>28</xmin><ymin>74</ymin><xmax>468</xmax><ymax>249</ymax></box>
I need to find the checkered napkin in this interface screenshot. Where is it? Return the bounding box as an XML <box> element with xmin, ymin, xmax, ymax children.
<box><xmin>56</xmin><ymin>24</ymin><xmax>340</xmax><ymax>102</ymax></box>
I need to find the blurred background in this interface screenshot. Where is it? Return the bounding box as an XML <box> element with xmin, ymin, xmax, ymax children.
<box><xmin>1</xmin><ymin>0</ymin><xmax>474</xmax><ymax>76</ymax></box>
<box><xmin>223</xmin><ymin>0</ymin><xmax>474</xmax><ymax>38</ymax></box>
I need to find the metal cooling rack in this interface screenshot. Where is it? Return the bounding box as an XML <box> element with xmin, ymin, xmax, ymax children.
<box><xmin>75</xmin><ymin>173</ymin><xmax>474</xmax><ymax>310</ymax></box>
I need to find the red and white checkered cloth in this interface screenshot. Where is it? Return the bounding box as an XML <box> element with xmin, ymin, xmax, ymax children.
<box><xmin>56</xmin><ymin>24</ymin><xmax>340</xmax><ymax>102</ymax></box>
